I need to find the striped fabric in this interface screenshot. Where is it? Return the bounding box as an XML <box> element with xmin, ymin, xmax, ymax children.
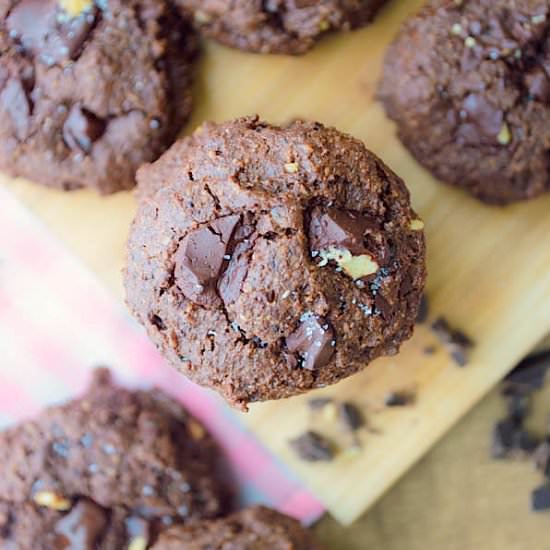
<box><xmin>0</xmin><ymin>187</ymin><xmax>324</xmax><ymax>525</ymax></box>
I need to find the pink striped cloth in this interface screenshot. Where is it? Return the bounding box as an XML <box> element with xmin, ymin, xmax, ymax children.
<box><xmin>0</xmin><ymin>186</ymin><xmax>324</xmax><ymax>524</ymax></box>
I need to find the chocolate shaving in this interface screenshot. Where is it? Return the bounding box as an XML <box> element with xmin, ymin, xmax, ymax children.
<box><xmin>338</xmin><ymin>402</ymin><xmax>364</xmax><ymax>432</ymax></box>
<box><xmin>289</xmin><ymin>431</ymin><xmax>335</xmax><ymax>462</ymax></box>
<box><xmin>385</xmin><ymin>391</ymin><xmax>415</xmax><ymax>407</ymax></box>
<box><xmin>430</xmin><ymin>316</ymin><xmax>474</xmax><ymax>366</ymax></box>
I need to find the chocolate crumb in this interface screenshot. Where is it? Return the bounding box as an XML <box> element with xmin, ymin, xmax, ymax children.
<box><xmin>423</xmin><ymin>346</ymin><xmax>436</xmax><ymax>355</ymax></box>
<box><xmin>338</xmin><ymin>402</ymin><xmax>364</xmax><ymax>432</ymax></box>
<box><xmin>533</xmin><ymin>441</ymin><xmax>550</xmax><ymax>479</ymax></box>
<box><xmin>384</xmin><ymin>391</ymin><xmax>415</xmax><ymax>407</ymax></box>
<box><xmin>431</xmin><ymin>316</ymin><xmax>474</xmax><ymax>366</ymax></box>
<box><xmin>531</xmin><ymin>484</ymin><xmax>550</xmax><ymax>511</ymax></box>
<box><xmin>504</xmin><ymin>351</ymin><xmax>550</xmax><ymax>393</ymax></box>
<box><xmin>289</xmin><ymin>431</ymin><xmax>335</xmax><ymax>462</ymax></box>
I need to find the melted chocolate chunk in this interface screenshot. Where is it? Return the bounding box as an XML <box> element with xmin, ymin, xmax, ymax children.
<box><xmin>7</xmin><ymin>0</ymin><xmax>97</xmax><ymax>66</ymax></box>
<box><xmin>63</xmin><ymin>104</ymin><xmax>105</xmax><ymax>153</ymax></box>
<box><xmin>289</xmin><ymin>431</ymin><xmax>335</xmax><ymax>462</ymax></box>
<box><xmin>309</xmin><ymin>206</ymin><xmax>380</xmax><ymax>257</ymax></box>
<box><xmin>54</xmin><ymin>498</ymin><xmax>107</xmax><ymax>549</ymax></box>
<box><xmin>286</xmin><ymin>314</ymin><xmax>335</xmax><ymax>370</ymax></box>
<box><xmin>174</xmin><ymin>215</ymin><xmax>241</xmax><ymax>307</ymax></box>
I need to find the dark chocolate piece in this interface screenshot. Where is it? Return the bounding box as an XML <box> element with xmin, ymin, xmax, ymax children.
<box><xmin>531</xmin><ymin>484</ymin><xmax>550</xmax><ymax>511</ymax></box>
<box><xmin>431</xmin><ymin>317</ymin><xmax>474</xmax><ymax>366</ymax></box>
<box><xmin>384</xmin><ymin>391</ymin><xmax>415</xmax><ymax>407</ymax></box>
<box><xmin>504</xmin><ymin>351</ymin><xmax>550</xmax><ymax>392</ymax></box>
<box><xmin>289</xmin><ymin>431</ymin><xmax>335</xmax><ymax>462</ymax></box>
<box><xmin>175</xmin><ymin>215</ymin><xmax>241</xmax><ymax>307</ymax></box>
<box><xmin>286</xmin><ymin>314</ymin><xmax>335</xmax><ymax>371</ymax></box>
<box><xmin>338</xmin><ymin>402</ymin><xmax>364</xmax><ymax>432</ymax></box>
<box><xmin>533</xmin><ymin>441</ymin><xmax>550</xmax><ymax>479</ymax></box>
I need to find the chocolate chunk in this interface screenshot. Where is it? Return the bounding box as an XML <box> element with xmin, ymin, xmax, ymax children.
<box><xmin>384</xmin><ymin>391</ymin><xmax>415</xmax><ymax>407</ymax></box>
<box><xmin>491</xmin><ymin>418</ymin><xmax>517</xmax><ymax>459</ymax></box>
<box><xmin>531</xmin><ymin>484</ymin><xmax>550</xmax><ymax>511</ymax></box>
<box><xmin>285</xmin><ymin>314</ymin><xmax>335</xmax><ymax>370</ymax></box>
<box><xmin>416</xmin><ymin>294</ymin><xmax>429</xmax><ymax>323</ymax></box>
<box><xmin>525</xmin><ymin>68</ymin><xmax>550</xmax><ymax>103</ymax></box>
<box><xmin>431</xmin><ymin>317</ymin><xmax>473</xmax><ymax>367</ymax></box>
<box><xmin>217</xmin><ymin>222</ymin><xmax>256</xmax><ymax>306</ymax></box>
<box><xmin>504</xmin><ymin>350</ymin><xmax>550</xmax><ymax>393</ymax></box>
<box><xmin>338</xmin><ymin>402</ymin><xmax>364</xmax><ymax>432</ymax></box>
<box><xmin>54</xmin><ymin>498</ymin><xmax>108</xmax><ymax>549</ymax></box>
<box><xmin>533</xmin><ymin>441</ymin><xmax>550</xmax><ymax>479</ymax></box>
<box><xmin>491</xmin><ymin>418</ymin><xmax>537</xmax><ymax>459</ymax></box>
<box><xmin>506</xmin><ymin>394</ymin><xmax>530</xmax><ymax>423</ymax></box>
<box><xmin>309</xmin><ymin>206</ymin><xmax>380</xmax><ymax>257</ymax></box>
<box><xmin>0</xmin><ymin>78</ymin><xmax>32</xmax><ymax>140</ymax></box>
<box><xmin>7</xmin><ymin>0</ymin><xmax>97</xmax><ymax>66</ymax></box>
<box><xmin>289</xmin><ymin>431</ymin><xmax>335</xmax><ymax>462</ymax></box>
<box><xmin>307</xmin><ymin>397</ymin><xmax>333</xmax><ymax>411</ymax></box>
<box><xmin>63</xmin><ymin>105</ymin><xmax>105</xmax><ymax>153</ymax></box>
<box><xmin>175</xmin><ymin>215</ymin><xmax>241</xmax><ymax>307</ymax></box>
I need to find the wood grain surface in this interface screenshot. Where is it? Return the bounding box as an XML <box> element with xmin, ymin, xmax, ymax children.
<box><xmin>5</xmin><ymin>0</ymin><xmax>550</xmax><ymax>525</ymax></box>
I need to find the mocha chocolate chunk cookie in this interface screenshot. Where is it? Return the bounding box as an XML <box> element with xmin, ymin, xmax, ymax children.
<box><xmin>0</xmin><ymin>0</ymin><xmax>197</xmax><ymax>194</ymax></box>
<box><xmin>124</xmin><ymin>117</ymin><xmax>426</xmax><ymax>409</ymax></box>
<box><xmin>378</xmin><ymin>0</ymin><xmax>550</xmax><ymax>205</ymax></box>
<box><xmin>152</xmin><ymin>505</ymin><xmax>322</xmax><ymax>549</ymax></box>
<box><xmin>174</xmin><ymin>0</ymin><xmax>387</xmax><ymax>55</ymax></box>
<box><xmin>0</xmin><ymin>369</ymin><xmax>228</xmax><ymax>548</ymax></box>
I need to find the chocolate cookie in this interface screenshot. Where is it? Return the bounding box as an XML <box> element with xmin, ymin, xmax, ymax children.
<box><xmin>378</xmin><ymin>0</ymin><xmax>550</xmax><ymax>205</ymax></box>
<box><xmin>0</xmin><ymin>369</ymin><xmax>228</xmax><ymax>548</ymax></box>
<box><xmin>152</xmin><ymin>505</ymin><xmax>321</xmax><ymax>549</ymax></box>
<box><xmin>124</xmin><ymin>116</ymin><xmax>426</xmax><ymax>409</ymax></box>
<box><xmin>175</xmin><ymin>0</ymin><xmax>387</xmax><ymax>55</ymax></box>
<box><xmin>0</xmin><ymin>0</ymin><xmax>197</xmax><ymax>194</ymax></box>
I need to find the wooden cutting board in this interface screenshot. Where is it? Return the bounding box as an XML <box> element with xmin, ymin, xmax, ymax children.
<box><xmin>5</xmin><ymin>0</ymin><xmax>550</xmax><ymax>525</ymax></box>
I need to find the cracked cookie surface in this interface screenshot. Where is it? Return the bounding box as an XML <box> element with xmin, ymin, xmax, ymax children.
<box><xmin>152</xmin><ymin>505</ymin><xmax>321</xmax><ymax>549</ymax></box>
<box><xmin>174</xmin><ymin>0</ymin><xmax>387</xmax><ymax>55</ymax></box>
<box><xmin>378</xmin><ymin>0</ymin><xmax>550</xmax><ymax>205</ymax></box>
<box><xmin>0</xmin><ymin>369</ymin><xmax>228</xmax><ymax>549</ymax></box>
<box><xmin>0</xmin><ymin>0</ymin><xmax>197</xmax><ymax>194</ymax></box>
<box><xmin>124</xmin><ymin>117</ymin><xmax>426</xmax><ymax>409</ymax></box>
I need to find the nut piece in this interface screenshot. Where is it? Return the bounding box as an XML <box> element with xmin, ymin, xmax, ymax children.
<box><xmin>194</xmin><ymin>10</ymin><xmax>212</xmax><ymax>24</ymax></box>
<box><xmin>284</xmin><ymin>162</ymin><xmax>299</xmax><ymax>174</ymax></box>
<box><xmin>188</xmin><ymin>419</ymin><xmax>206</xmax><ymax>440</ymax></box>
<box><xmin>33</xmin><ymin>490</ymin><xmax>72</xmax><ymax>511</ymax></box>
<box><xmin>58</xmin><ymin>0</ymin><xmax>92</xmax><ymax>17</ymax></box>
<box><xmin>409</xmin><ymin>218</ymin><xmax>424</xmax><ymax>231</ymax></box>
<box><xmin>128</xmin><ymin>537</ymin><xmax>148</xmax><ymax>550</ymax></box>
<box><xmin>497</xmin><ymin>123</ymin><xmax>512</xmax><ymax>145</ymax></box>
<box><xmin>318</xmin><ymin>247</ymin><xmax>379</xmax><ymax>279</ymax></box>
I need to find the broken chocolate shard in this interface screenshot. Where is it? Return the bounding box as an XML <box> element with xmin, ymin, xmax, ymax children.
<box><xmin>286</xmin><ymin>314</ymin><xmax>335</xmax><ymax>371</ymax></box>
<box><xmin>384</xmin><ymin>391</ymin><xmax>415</xmax><ymax>407</ymax></box>
<box><xmin>431</xmin><ymin>316</ymin><xmax>474</xmax><ymax>366</ymax></box>
<box><xmin>289</xmin><ymin>431</ymin><xmax>335</xmax><ymax>462</ymax></box>
<box><xmin>531</xmin><ymin>484</ymin><xmax>550</xmax><ymax>511</ymax></box>
<box><xmin>175</xmin><ymin>215</ymin><xmax>241</xmax><ymax>307</ymax></box>
<box><xmin>338</xmin><ymin>402</ymin><xmax>364</xmax><ymax>432</ymax></box>
<box><xmin>504</xmin><ymin>350</ymin><xmax>550</xmax><ymax>393</ymax></box>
